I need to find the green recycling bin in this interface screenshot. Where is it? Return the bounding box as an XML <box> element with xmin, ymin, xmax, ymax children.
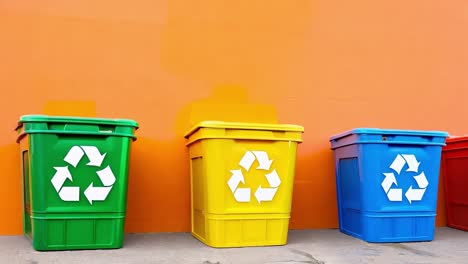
<box><xmin>16</xmin><ymin>115</ymin><xmax>138</xmax><ymax>251</ymax></box>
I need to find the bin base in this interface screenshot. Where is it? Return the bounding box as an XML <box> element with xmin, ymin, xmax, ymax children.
<box><xmin>192</xmin><ymin>212</ymin><xmax>290</xmax><ymax>248</ymax></box>
<box><xmin>340</xmin><ymin>210</ymin><xmax>436</xmax><ymax>243</ymax></box>
<box><xmin>447</xmin><ymin>203</ymin><xmax>468</xmax><ymax>232</ymax></box>
<box><xmin>28</xmin><ymin>213</ymin><xmax>126</xmax><ymax>251</ymax></box>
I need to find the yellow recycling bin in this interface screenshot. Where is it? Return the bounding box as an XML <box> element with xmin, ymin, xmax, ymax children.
<box><xmin>185</xmin><ymin>121</ymin><xmax>304</xmax><ymax>247</ymax></box>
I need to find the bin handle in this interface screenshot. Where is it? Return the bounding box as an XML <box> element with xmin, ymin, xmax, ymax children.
<box><xmin>382</xmin><ymin>135</ymin><xmax>436</xmax><ymax>143</ymax></box>
<box><xmin>48</xmin><ymin>123</ymin><xmax>116</xmax><ymax>134</ymax></box>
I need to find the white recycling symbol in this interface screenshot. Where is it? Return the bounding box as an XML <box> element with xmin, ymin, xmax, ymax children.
<box><xmin>227</xmin><ymin>150</ymin><xmax>281</xmax><ymax>203</ymax></box>
<box><xmin>381</xmin><ymin>154</ymin><xmax>429</xmax><ymax>204</ymax></box>
<box><xmin>51</xmin><ymin>146</ymin><xmax>116</xmax><ymax>204</ymax></box>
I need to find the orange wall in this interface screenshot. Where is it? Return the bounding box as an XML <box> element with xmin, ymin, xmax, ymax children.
<box><xmin>1</xmin><ymin>1</ymin><xmax>467</xmax><ymax>234</ymax></box>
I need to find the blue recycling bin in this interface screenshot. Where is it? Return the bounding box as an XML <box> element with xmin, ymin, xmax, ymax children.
<box><xmin>330</xmin><ymin>128</ymin><xmax>448</xmax><ymax>243</ymax></box>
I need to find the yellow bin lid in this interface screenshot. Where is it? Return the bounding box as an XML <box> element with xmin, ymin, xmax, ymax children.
<box><xmin>185</xmin><ymin>121</ymin><xmax>304</xmax><ymax>145</ymax></box>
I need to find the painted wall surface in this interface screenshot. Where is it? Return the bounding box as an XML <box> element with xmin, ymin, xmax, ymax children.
<box><xmin>1</xmin><ymin>1</ymin><xmax>467</xmax><ymax>234</ymax></box>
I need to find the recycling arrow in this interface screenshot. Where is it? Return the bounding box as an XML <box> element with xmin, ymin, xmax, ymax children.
<box><xmin>265</xmin><ymin>169</ymin><xmax>281</xmax><ymax>188</ymax></box>
<box><xmin>255</xmin><ymin>186</ymin><xmax>278</xmax><ymax>203</ymax></box>
<box><xmin>51</xmin><ymin>166</ymin><xmax>79</xmax><ymax>201</ymax></box>
<box><xmin>84</xmin><ymin>184</ymin><xmax>112</xmax><ymax>204</ymax></box>
<box><xmin>390</xmin><ymin>154</ymin><xmax>406</xmax><ymax>174</ymax></box>
<box><xmin>387</xmin><ymin>188</ymin><xmax>403</xmax><ymax>202</ymax></box>
<box><xmin>253</xmin><ymin>151</ymin><xmax>273</xmax><ymax>170</ymax></box>
<box><xmin>64</xmin><ymin>146</ymin><xmax>85</xmax><ymax>168</ymax></box>
<box><xmin>381</xmin><ymin>173</ymin><xmax>397</xmax><ymax>193</ymax></box>
<box><xmin>228</xmin><ymin>170</ymin><xmax>245</xmax><ymax>193</ymax></box>
<box><xmin>405</xmin><ymin>186</ymin><xmax>426</xmax><ymax>203</ymax></box>
<box><xmin>234</xmin><ymin>188</ymin><xmax>251</xmax><ymax>202</ymax></box>
<box><xmin>402</xmin><ymin>154</ymin><xmax>420</xmax><ymax>173</ymax></box>
<box><xmin>51</xmin><ymin>166</ymin><xmax>73</xmax><ymax>192</ymax></box>
<box><xmin>58</xmin><ymin>186</ymin><xmax>80</xmax><ymax>201</ymax></box>
<box><xmin>81</xmin><ymin>146</ymin><xmax>106</xmax><ymax>167</ymax></box>
<box><xmin>414</xmin><ymin>172</ymin><xmax>428</xmax><ymax>189</ymax></box>
<box><xmin>96</xmin><ymin>165</ymin><xmax>116</xmax><ymax>187</ymax></box>
<box><xmin>239</xmin><ymin>151</ymin><xmax>256</xmax><ymax>171</ymax></box>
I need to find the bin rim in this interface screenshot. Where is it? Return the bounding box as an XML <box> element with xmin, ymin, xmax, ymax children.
<box><xmin>16</xmin><ymin>114</ymin><xmax>139</xmax><ymax>131</ymax></box>
<box><xmin>329</xmin><ymin>128</ymin><xmax>448</xmax><ymax>142</ymax></box>
<box><xmin>184</xmin><ymin>120</ymin><xmax>304</xmax><ymax>139</ymax></box>
<box><xmin>445</xmin><ymin>136</ymin><xmax>468</xmax><ymax>143</ymax></box>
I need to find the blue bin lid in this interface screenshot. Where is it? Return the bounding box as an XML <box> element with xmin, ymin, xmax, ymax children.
<box><xmin>330</xmin><ymin>128</ymin><xmax>448</xmax><ymax>141</ymax></box>
<box><xmin>330</xmin><ymin>128</ymin><xmax>448</xmax><ymax>149</ymax></box>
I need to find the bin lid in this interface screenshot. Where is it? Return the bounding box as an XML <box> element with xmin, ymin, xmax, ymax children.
<box><xmin>330</xmin><ymin>128</ymin><xmax>448</xmax><ymax>141</ymax></box>
<box><xmin>184</xmin><ymin>121</ymin><xmax>304</xmax><ymax>139</ymax></box>
<box><xmin>17</xmin><ymin>115</ymin><xmax>139</xmax><ymax>130</ymax></box>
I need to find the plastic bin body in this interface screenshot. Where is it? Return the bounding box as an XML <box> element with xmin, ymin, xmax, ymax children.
<box><xmin>330</xmin><ymin>128</ymin><xmax>447</xmax><ymax>242</ymax></box>
<box><xmin>185</xmin><ymin>121</ymin><xmax>303</xmax><ymax>247</ymax></box>
<box><xmin>442</xmin><ymin>137</ymin><xmax>468</xmax><ymax>231</ymax></box>
<box><xmin>17</xmin><ymin>115</ymin><xmax>138</xmax><ymax>251</ymax></box>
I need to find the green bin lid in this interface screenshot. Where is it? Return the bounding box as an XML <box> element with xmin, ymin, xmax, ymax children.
<box><xmin>17</xmin><ymin>115</ymin><xmax>139</xmax><ymax>129</ymax></box>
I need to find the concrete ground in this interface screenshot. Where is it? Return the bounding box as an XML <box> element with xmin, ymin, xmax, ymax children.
<box><xmin>1</xmin><ymin>227</ymin><xmax>467</xmax><ymax>264</ymax></box>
